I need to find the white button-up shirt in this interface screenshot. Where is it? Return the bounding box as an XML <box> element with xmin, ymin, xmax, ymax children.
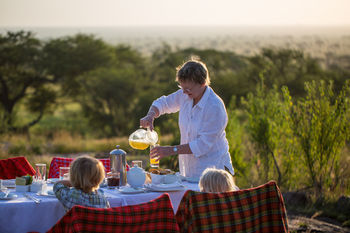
<box><xmin>152</xmin><ymin>86</ymin><xmax>234</xmax><ymax>179</ymax></box>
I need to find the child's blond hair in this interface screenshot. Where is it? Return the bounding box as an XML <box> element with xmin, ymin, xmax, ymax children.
<box><xmin>199</xmin><ymin>168</ymin><xmax>238</xmax><ymax>193</ymax></box>
<box><xmin>70</xmin><ymin>155</ymin><xmax>105</xmax><ymax>193</ymax></box>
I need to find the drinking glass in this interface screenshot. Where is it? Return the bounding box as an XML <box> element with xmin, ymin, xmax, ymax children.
<box><xmin>150</xmin><ymin>144</ymin><xmax>160</xmax><ymax>168</ymax></box>
<box><xmin>35</xmin><ymin>163</ymin><xmax>47</xmax><ymax>182</ymax></box>
<box><xmin>107</xmin><ymin>171</ymin><xmax>120</xmax><ymax>189</ymax></box>
<box><xmin>59</xmin><ymin>167</ymin><xmax>70</xmax><ymax>180</ymax></box>
<box><xmin>131</xmin><ymin>160</ymin><xmax>143</xmax><ymax>168</ymax></box>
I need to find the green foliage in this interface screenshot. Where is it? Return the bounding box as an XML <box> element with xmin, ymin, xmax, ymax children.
<box><xmin>0</xmin><ymin>31</ymin><xmax>52</xmax><ymax>132</ymax></box>
<box><xmin>241</xmin><ymin>78</ymin><xmax>298</xmax><ymax>187</ymax></box>
<box><xmin>42</xmin><ymin>34</ymin><xmax>113</xmax><ymax>97</ymax></box>
<box><xmin>290</xmin><ymin>80</ymin><xmax>350</xmax><ymax>196</ymax></box>
<box><xmin>245</xmin><ymin>48</ymin><xmax>326</xmax><ymax>98</ymax></box>
<box><xmin>226</xmin><ymin>96</ymin><xmax>247</xmax><ymax>183</ymax></box>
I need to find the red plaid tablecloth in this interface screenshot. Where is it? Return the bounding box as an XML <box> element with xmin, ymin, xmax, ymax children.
<box><xmin>47</xmin><ymin>193</ymin><xmax>180</xmax><ymax>233</ymax></box>
<box><xmin>0</xmin><ymin>156</ymin><xmax>36</xmax><ymax>179</ymax></box>
<box><xmin>176</xmin><ymin>181</ymin><xmax>288</xmax><ymax>233</ymax></box>
<box><xmin>48</xmin><ymin>157</ymin><xmax>111</xmax><ymax>178</ymax></box>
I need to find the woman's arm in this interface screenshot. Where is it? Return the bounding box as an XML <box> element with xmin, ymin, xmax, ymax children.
<box><xmin>140</xmin><ymin>105</ymin><xmax>160</xmax><ymax>130</ymax></box>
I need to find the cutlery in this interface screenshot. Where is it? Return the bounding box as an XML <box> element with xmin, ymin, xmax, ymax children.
<box><xmin>4</xmin><ymin>190</ymin><xmax>10</xmax><ymax>198</ymax></box>
<box><xmin>24</xmin><ymin>193</ymin><xmax>41</xmax><ymax>204</ymax></box>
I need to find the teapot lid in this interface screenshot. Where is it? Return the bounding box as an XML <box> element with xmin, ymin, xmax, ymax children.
<box><xmin>110</xmin><ymin>145</ymin><xmax>126</xmax><ymax>155</ymax></box>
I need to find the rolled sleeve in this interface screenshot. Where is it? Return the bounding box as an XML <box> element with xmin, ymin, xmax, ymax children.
<box><xmin>189</xmin><ymin>104</ymin><xmax>228</xmax><ymax>158</ymax></box>
<box><xmin>152</xmin><ymin>89</ymin><xmax>183</xmax><ymax>115</ymax></box>
<box><xmin>53</xmin><ymin>182</ymin><xmax>72</xmax><ymax>205</ymax></box>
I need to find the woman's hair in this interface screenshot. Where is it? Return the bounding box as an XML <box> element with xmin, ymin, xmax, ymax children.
<box><xmin>70</xmin><ymin>155</ymin><xmax>105</xmax><ymax>193</ymax></box>
<box><xmin>199</xmin><ymin>168</ymin><xmax>237</xmax><ymax>193</ymax></box>
<box><xmin>176</xmin><ymin>58</ymin><xmax>211</xmax><ymax>85</ymax></box>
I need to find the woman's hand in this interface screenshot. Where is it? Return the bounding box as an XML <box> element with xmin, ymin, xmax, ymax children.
<box><xmin>140</xmin><ymin>115</ymin><xmax>154</xmax><ymax>130</ymax></box>
<box><xmin>140</xmin><ymin>106</ymin><xmax>159</xmax><ymax>131</ymax></box>
<box><xmin>150</xmin><ymin>146</ymin><xmax>176</xmax><ymax>161</ymax></box>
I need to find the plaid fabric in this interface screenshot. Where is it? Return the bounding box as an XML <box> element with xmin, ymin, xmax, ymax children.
<box><xmin>48</xmin><ymin>157</ymin><xmax>111</xmax><ymax>178</ymax></box>
<box><xmin>47</xmin><ymin>193</ymin><xmax>180</xmax><ymax>233</ymax></box>
<box><xmin>53</xmin><ymin>182</ymin><xmax>110</xmax><ymax>212</ymax></box>
<box><xmin>176</xmin><ymin>181</ymin><xmax>288</xmax><ymax>233</ymax></box>
<box><xmin>0</xmin><ymin>156</ymin><xmax>36</xmax><ymax>179</ymax></box>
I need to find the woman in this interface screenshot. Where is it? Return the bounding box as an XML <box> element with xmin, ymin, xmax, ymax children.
<box><xmin>140</xmin><ymin>59</ymin><xmax>234</xmax><ymax>180</ymax></box>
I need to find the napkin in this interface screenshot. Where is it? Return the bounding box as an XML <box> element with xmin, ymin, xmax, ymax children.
<box><xmin>2</xmin><ymin>179</ymin><xmax>16</xmax><ymax>188</ymax></box>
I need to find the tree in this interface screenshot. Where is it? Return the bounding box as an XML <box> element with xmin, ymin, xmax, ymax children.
<box><xmin>241</xmin><ymin>78</ymin><xmax>296</xmax><ymax>187</ymax></box>
<box><xmin>41</xmin><ymin>33</ymin><xmax>113</xmax><ymax>97</ymax></box>
<box><xmin>245</xmin><ymin>48</ymin><xmax>326</xmax><ymax>97</ymax></box>
<box><xmin>0</xmin><ymin>31</ymin><xmax>56</xmax><ymax>133</ymax></box>
<box><xmin>0</xmin><ymin>31</ymin><xmax>114</xmax><ymax>134</ymax></box>
<box><xmin>290</xmin><ymin>80</ymin><xmax>350</xmax><ymax>197</ymax></box>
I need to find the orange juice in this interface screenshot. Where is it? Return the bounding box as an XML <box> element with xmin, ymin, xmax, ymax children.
<box><xmin>150</xmin><ymin>158</ymin><xmax>159</xmax><ymax>168</ymax></box>
<box><xmin>129</xmin><ymin>140</ymin><xmax>150</xmax><ymax>150</ymax></box>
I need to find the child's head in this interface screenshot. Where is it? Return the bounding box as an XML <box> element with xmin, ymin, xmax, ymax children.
<box><xmin>70</xmin><ymin>155</ymin><xmax>105</xmax><ymax>193</ymax></box>
<box><xmin>199</xmin><ymin>168</ymin><xmax>237</xmax><ymax>193</ymax></box>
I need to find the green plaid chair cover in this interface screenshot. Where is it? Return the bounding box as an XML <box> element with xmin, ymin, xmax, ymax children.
<box><xmin>176</xmin><ymin>181</ymin><xmax>288</xmax><ymax>233</ymax></box>
<box><xmin>48</xmin><ymin>193</ymin><xmax>180</xmax><ymax>233</ymax></box>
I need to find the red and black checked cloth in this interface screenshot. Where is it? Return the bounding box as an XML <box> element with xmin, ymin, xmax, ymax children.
<box><xmin>47</xmin><ymin>193</ymin><xmax>180</xmax><ymax>233</ymax></box>
<box><xmin>176</xmin><ymin>181</ymin><xmax>288</xmax><ymax>233</ymax></box>
<box><xmin>48</xmin><ymin>157</ymin><xmax>111</xmax><ymax>178</ymax></box>
<box><xmin>0</xmin><ymin>156</ymin><xmax>36</xmax><ymax>179</ymax></box>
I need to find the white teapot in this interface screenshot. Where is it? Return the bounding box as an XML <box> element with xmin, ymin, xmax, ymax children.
<box><xmin>127</xmin><ymin>164</ymin><xmax>146</xmax><ymax>189</ymax></box>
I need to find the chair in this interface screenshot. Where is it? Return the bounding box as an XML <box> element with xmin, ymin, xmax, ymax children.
<box><xmin>176</xmin><ymin>181</ymin><xmax>288</xmax><ymax>233</ymax></box>
<box><xmin>47</xmin><ymin>193</ymin><xmax>180</xmax><ymax>233</ymax></box>
<box><xmin>0</xmin><ymin>156</ymin><xmax>36</xmax><ymax>179</ymax></box>
<box><xmin>48</xmin><ymin>157</ymin><xmax>111</xmax><ymax>178</ymax></box>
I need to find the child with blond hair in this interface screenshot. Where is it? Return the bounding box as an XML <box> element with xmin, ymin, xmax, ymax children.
<box><xmin>54</xmin><ymin>155</ymin><xmax>110</xmax><ymax>211</ymax></box>
<box><xmin>199</xmin><ymin>168</ymin><xmax>239</xmax><ymax>193</ymax></box>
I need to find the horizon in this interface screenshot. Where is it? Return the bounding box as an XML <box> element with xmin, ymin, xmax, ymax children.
<box><xmin>1</xmin><ymin>0</ymin><xmax>350</xmax><ymax>27</ymax></box>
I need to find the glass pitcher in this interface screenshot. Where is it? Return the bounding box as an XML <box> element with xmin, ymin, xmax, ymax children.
<box><xmin>129</xmin><ymin>128</ymin><xmax>158</xmax><ymax>150</ymax></box>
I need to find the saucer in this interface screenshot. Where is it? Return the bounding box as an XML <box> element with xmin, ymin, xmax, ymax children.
<box><xmin>119</xmin><ymin>186</ymin><xmax>145</xmax><ymax>194</ymax></box>
<box><xmin>0</xmin><ymin>193</ymin><xmax>18</xmax><ymax>200</ymax></box>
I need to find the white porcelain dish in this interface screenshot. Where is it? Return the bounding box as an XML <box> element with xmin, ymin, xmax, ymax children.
<box><xmin>119</xmin><ymin>186</ymin><xmax>145</xmax><ymax>194</ymax></box>
<box><xmin>0</xmin><ymin>193</ymin><xmax>18</xmax><ymax>200</ymax></box>
<box><xmin>36</xmin><ymin>190</ymin><xmax>55</xmax><ymax>197</ymax></box>
<box><xmin>146</xmin><ymin>183</ymin><xmax>185</xmax><ymax>192</ymax></box>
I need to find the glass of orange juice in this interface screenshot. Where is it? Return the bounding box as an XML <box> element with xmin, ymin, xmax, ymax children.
<box><xmin>150</xmin><ymin>144</ymin><xmax>160</xmax><ymax>168</ymax></box>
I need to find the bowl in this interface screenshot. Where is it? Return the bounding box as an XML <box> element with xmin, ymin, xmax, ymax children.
<box><xmin>150</xmin><ymin>173</ymin><xmax>164</xmax><ymax>184</ymax></box>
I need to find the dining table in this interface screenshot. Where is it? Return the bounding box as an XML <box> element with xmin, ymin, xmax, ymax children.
<box><xmin>0</xmin><ymin>179</ymin><xmax>199</xmax><ymax>233</ymax></box>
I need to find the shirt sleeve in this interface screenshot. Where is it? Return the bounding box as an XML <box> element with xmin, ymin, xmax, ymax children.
<box><xmin>152</xmin><ymin>89</ymin><xmax>183</xmax><ymax>115</ymax></box>
<box><xmin>53</xmin><ymin>182</ymin><xmax>73</xmax><ymax>208</ymax></box>
<box><xmin>189</xmin><ymin>102</ymin><xmax>228</xmax><ymax>158</ymax></box>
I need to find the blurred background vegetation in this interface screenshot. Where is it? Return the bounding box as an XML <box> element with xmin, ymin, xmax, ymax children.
<box><xmin>1</xmin><ymin>31</ymin><xmax>350</xmax><ymax>222</ymax></box>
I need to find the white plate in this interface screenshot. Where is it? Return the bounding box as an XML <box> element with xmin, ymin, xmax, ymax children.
<box><xmin>36</xmin><ymin>191</ymin><xmax>56</xmax><ymax>197</ymax></box>
<box><xmin>0</xmin><ymin>194</ymin><xmax>18</xmax><ymax>200</ymax></box>
<box><xmin>47</xmin><ymin>178</ymin><xmax>59</xmax><ymax>184</ymax></box>
<box><xmin>146</xmin><ymin>183</ymin><xmax>185</xmax><ymax>192</ymax></box>
<box><xmin>119</xmin><ymin>187</ymin><xmax>145</xmax><ymax>194</ymax></box>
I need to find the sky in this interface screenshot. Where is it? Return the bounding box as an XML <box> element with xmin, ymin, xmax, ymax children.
<box><xmin>1</xmin><ymin>0</ymin><xmax>350</xmax><ymax>27</ymax></box>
